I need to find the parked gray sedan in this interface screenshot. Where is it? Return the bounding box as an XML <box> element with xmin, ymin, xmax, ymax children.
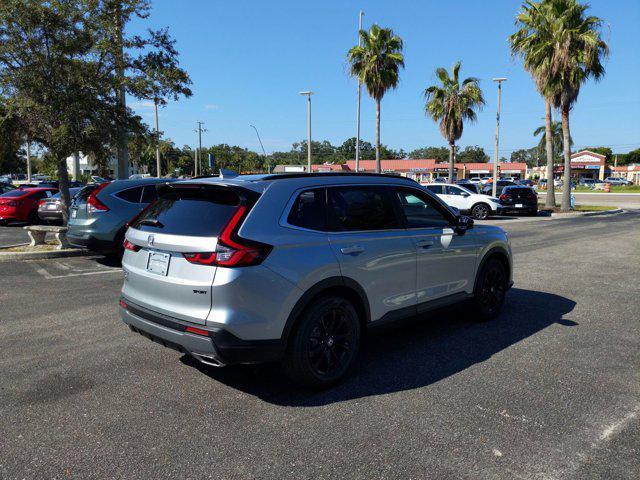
<box><xmin>37</xmin><ymin>187</ymin><xmax>82</xmax><ymax>224</ymax></box>
<box><xmin>67</xmin><ymin>178</ymin><xmax>175</xmax><ymax>253</ymax></box>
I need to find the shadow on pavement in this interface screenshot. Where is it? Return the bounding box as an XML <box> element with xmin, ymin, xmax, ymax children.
<box><xmin>183</xmin><ymin>288</ymin><xmax>577</xmax><ymax>406</ymax></box>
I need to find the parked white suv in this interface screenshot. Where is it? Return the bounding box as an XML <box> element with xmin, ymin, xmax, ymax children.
<box><xmin>424</xmin><ymin>183</ymin><xmax>501</xmax><ymax>220</ymax></box>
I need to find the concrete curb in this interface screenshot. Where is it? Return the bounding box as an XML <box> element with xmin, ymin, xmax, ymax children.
<box><xmin>482</xmin><ymin>208</ymin><xmax>624</xmax><ymax>225</ymax></box>
<box><xmin>551</xmin><ymin>208</ymin><xmax>623</xmax><ymax>218</ymax></box>
<box><xmin>0</xmin><ymin>247</ymin><xmax>91</xmax><ymax>262</ymax></box>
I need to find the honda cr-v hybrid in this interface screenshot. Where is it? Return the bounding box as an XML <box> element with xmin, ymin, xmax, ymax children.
<box><xmin>119</xmin><ymin>173</ymin><xmax>512</xmax><ymax>387</ymax></box>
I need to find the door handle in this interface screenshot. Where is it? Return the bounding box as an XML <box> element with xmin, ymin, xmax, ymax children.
<box><xmin>340</xmin><ymin>245</ymin><xmax>364</xmax><ymax>255</ymax></box>
<box><xmin>415</xmin><ymin>239</ymin><xmax>434</xmax><ymax>249</ymax></box>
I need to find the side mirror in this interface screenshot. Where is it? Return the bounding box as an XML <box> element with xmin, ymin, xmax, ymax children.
<box><xmin>462</xmin><ymin>192</ymin><xmax>470</xmax><ymax>197</ymax></box>
<box><xmin>454</xmin><ymin>215</ymin><xmax>474</xmax><ymax>235</ymax></box>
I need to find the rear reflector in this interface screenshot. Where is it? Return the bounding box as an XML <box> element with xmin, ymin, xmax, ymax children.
<box><xmin>119</xmin><ymin>299</ymin><xmax>127</xmax><ymax>309</ymax></box>
<box><xmin>123</xmin><ymin>239</ymin><xmax>140</xmax><ymax>252</ymax></box>
<box><xmin>186</xmin><ymin>326</ymin><xmax>210</xmax><ymax>337</ymax></box>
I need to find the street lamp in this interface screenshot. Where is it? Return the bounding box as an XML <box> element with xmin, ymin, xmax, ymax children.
<box><xmin>299</xmin><ymin>91</ymin><xmax>314</xmax><ymax>172</ymax></box>
<box><xmin>250</xmin><ymin>124</ymin><xmax>269</xmax><ymax>173</ymax></box>
<box><xmin>492</xmin><ymin>78</ymin><xmax>507</xmax><ymax>197</ymax></box>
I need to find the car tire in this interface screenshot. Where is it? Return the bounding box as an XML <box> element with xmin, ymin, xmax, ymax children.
<box><xmin>471</xmin><ymin>257</ymin><xmax>508</xmax><ymax>321</ymax></box>
<box><xmin>284</xmin><ymin>295</ymin><xmax>361</xmax><ymax>389</ymax></box>
<box><xmin>471</xmin><ymin>203</ymin><xmax>490</xmax><ymax>220</ymax></box>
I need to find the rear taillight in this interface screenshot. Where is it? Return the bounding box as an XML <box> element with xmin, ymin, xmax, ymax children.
<box><xmin>499</xmin><ymin>194</ymin><xmax>509</xmax><ymax>201</ymax></box>
<box><xmin>38</xmin><ymin>199</ymin><xmax>46</xmax><ymax>206</ymax></box>
<box><xmin>87</xmin><ymin>183</ymin><xmax>110</xmax><ymax>214</ymax></box>
<box><xmin>183</xmin><ymin>205</ymin><xmax>272</xmax><ymax>268</ymax></box>
<box><xmin>123</xmin><ymin>239</ymin><xmax>140</xmax><ymax>252</ymax></box>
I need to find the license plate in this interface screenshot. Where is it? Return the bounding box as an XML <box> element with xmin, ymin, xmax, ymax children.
<box><xmin>515</xmin><ymin>203</ymin><xmax>523</xmax><ymax>208</ymax></box>
<box><xmin>47</xmin><ymin>204</ymin><xmax>57</xmax><ymax>210</ymax></box>
<box><xmin>147</xmin><ymin>251</ymin><xmax>170</xmax><ymax>276</ymax></box>
<box><xmin>71</xmin><ymin>209</ymin><xmax>77</xmax><ymax>218</ymax></box>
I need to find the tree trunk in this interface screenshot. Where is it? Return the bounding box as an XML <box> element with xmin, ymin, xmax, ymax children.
<box><xmin>57</xmin><ymin>155</ymin><xmax>71</xmax><ymax>226</ymax></box>
<box><xmin>544</xmin><ymin>100</ymin><xmax>556</xmax><ymax>208</ymax></box>
<box><xmin>448</xmin><ymin>142</ymin><xmax>455</xmax><ymax>182</ymax></box>
<box><xmin>115</xmin><ymin>3</ymin><xmax>129</xmax><ymax>180</ymax></box>
<box><xmin>375</xmin><ymin>98</ymin><xmax>381</xmax><ymax>173</ymax></box>
<box><xmin>560</xmin><ymin>103</ymin><xmax>572</xmax><ymax>211</ymax></box>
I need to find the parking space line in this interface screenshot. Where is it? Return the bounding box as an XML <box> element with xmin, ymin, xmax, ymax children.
<box><xmin>27</xmin><ymin>260</ymin><xmax>122</xmax><ymax>279</ymax></box>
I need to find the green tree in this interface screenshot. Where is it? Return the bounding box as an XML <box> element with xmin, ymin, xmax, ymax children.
<box><xmin>0</xmin><ymin>0</ymin><xmax>191</xmax><ymax>223</ymax></box>
<box><xmin>510</xmin><ymin>147</ymin><xmax>544</xmax><ymax>168</ymax></box>
<box><xmin>511</xmin><ymin>0</ymin><xmax>608</xmax><ymax>210</ymax></box>
<box><xmin>348</xmin><ymin>24</ymin><xmax>405</xmax><ymax>173</ymax></box>
<box><xmin>408</xmin><ymin>146</ymin><xmax>450</xmax><ymax>162</ymax></box>
<box><xmin>456</xmin><ymin>145</ymin><xmax>490</xmax><ymax>163</ymax></box>
<box><xmin>583</xmin><ymin>146</ymin><xmax>612</xmax><ymax>163</ymax></box>
<box><xmin>533</xmin><ymin>120</ymin><xmax>572</xmax><ymax>160</ymax></box>
<box><xmin>424</xmin><ymin>62</ymin><xmax>485</xmax><ymax>181</ymax></box>
<box><xmin>0</xmin><ymin>107</ymin><xmax>24</xmax><ymax>173</ymax></box>
<box><xmin>615</xmin><ymin>149</ymin><xmax>640</xmax><ymax>166</ymax></box>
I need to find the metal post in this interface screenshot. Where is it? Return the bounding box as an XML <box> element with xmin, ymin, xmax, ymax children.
<box><xmin>355</xmin><ymin>10</ymin><xmax>364</xmax><ymax>172</ymax></box>
<box><xmin>299</xmin><ymin>91</ymin><xmax>314</xmax><ymax>172</ymax></box>
<box><xmin>72</xmin><ymin>152</ymin><xmax>80</xmax><ymax>181</ymax></box>
<box><xmin>26</xmin><ymin>140</ymin><xmax>32</xmax><ymax>182</ymax></box>
<box><xmin>492</xmin><ymin>78</ymin><xmax>507</xmax><ymax>197</ymax></box>
<box><xmin>195</xmin><ymin>121</ymin><xmax>206</xmax><ymax>176</ymax></box>
<box><xmin>154</xmin><ymin>98</ymin><xmax>161</xmax><ymax>177</ymax></box>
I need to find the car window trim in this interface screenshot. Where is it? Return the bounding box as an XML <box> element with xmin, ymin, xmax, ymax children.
<box><xmin>111</xmin><ymin>185</ymin><xmax>144</xmax><ymax>204</ymax></box>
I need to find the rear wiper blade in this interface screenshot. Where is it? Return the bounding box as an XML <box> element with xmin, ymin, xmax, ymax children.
<box><xmin>138</xmin><ymin>219</ymin><xmax>164</xmax><ymax>228</ymax></box>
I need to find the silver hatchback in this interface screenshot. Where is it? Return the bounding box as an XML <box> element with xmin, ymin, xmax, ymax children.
<box><xmin>119</xmin><ymin>173</ymin><xmax>513</xmax><ymax>387</ymax></box>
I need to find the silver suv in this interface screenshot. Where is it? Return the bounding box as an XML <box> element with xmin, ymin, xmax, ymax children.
<box><xmin>119</xmin><ymin>173</ymin><xmax>513</xmax><ymax>387</ymax></box>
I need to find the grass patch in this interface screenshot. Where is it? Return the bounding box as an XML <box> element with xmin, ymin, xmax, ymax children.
<box><xmin>537</xmin><ymin>203</ymin><xmax>617</xmax><ymax>212</ymax></box>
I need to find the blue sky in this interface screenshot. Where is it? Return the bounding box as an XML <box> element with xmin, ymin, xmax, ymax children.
<box><xmin>128</xmin><ymin>0</ymin><xmax>640</xmax><ymax>157</ymax></box>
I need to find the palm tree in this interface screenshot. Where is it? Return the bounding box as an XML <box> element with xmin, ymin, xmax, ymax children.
<box><xmin>348</xmin><ymin>24</ymin><xmax>404</xmax><ymax>173</ymax></box>
<box><xmin>511</xmin><ymin>0</ymin><xmax>559</xmax><ymax>208</ymax></box>
<box><xmin>512</xmin><ymin>0</ymin><xmax>608</xmax><ymax>210</ymax></box>
<box><xmin>533</xmin><ymin>120</ymin><xmax>572</xmax><ymax>160</ymax></box>
<box><xmin>424</xmin><ymin>62</ymin><xmax>484</xmax><ymax>181</ymax></box>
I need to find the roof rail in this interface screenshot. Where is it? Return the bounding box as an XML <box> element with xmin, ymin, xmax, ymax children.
<box><xmin>256</xmin><ymin>172</ymin><xmax>416</xmax><ymax>182</ymax></box>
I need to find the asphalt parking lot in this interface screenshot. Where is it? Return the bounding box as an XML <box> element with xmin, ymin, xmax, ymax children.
<box><xmin>1</xmin><ymin>210</ymin><xmax>639</xmax><ymax>479</ymax></box>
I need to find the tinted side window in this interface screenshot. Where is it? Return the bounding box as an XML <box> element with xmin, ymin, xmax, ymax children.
<box><xmin>426</xmin><ymin>185</ymin><xmax>444</xmax><ymax>195</ymax></box>
<box><xmin>446</xmin><ymin>186</ymin><xmax>467</xmax><ymax>196</ymax></box>
<box><xmin>287</xmin><ymin>188</ymin><xmax>326</xmax><ymax>231</ymax></box>
<box><xmin>140</xmin><ymin>185</ymin><xmax>158</xmax><ymax>204</ymax></box>
<box><xmin>395</xmin><ymin>188</ymin><xmax>451</xmax><ymax>228</ymax></box>
<box><xmin>115</xmin><ymin>186</ymin><xmax>143</xmax><ymax>203</ymax></box>
<box><xmin>328</xmin><ymin>187</ymin><xmax>399</xmax><ymax>231</ymax></box>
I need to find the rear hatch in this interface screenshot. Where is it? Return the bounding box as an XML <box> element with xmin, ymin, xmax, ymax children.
<box><xmin>500</xmin><ymin>188</ymin><xmax>537</xmax><ymax>206</ymax></box>
<box><xmin>121</xmin><ymin>183</ymin><xmax>262</xmax><ymax>325</ymax></box>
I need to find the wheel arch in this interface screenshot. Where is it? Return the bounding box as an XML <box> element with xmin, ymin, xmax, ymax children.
<box><xmin>474</xmin><ymin>246</ymin><xmax>512</xmax><ymax>293</ymax></box>
<box><xmin>280</xmin><ymin>276</ymin><xmax>370</xmax><ymax>344</ymax></box>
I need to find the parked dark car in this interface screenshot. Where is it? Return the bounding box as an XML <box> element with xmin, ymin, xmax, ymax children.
<box><xmin>499</xmin><ymin>186</ymin><xmax>538</xmax><ymax>216</ymax></box>
<box><xmin>0</xmin><ymin>183</ymin><xmax>18</xmax><ymax>195</ymax></box>
<box><xmin>37</xmin><ymin>187</ymin><xmax>83</xmax><ymax>224</ymax></box>
<box><xmin>481</xmin><ymin>180</ymin><xmax>516</xmax><ymax>196</ymax></box>
<box><xmin>457</xmin><ymin>182</ymin><xmax>482</xmax><ymax>194</ymax></box>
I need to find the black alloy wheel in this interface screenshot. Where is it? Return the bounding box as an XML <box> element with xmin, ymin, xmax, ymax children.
<box><xmin>473</xmin><ymin>258</ymin><xmax>508</xmax><ymax>320</ymax></box>
<box><xmin>284</xmin><ymin>295</ymin><xmax>361</xmax><ymax>388</ymax></box>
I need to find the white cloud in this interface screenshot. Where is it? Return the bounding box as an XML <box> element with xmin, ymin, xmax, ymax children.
<box><xmin>204</xmin><ymin>104</ymin><xmax>219</xmax><ymax>110</ymax></box>
<box><xmin>130</xmin><ymin>101</ymin><xmax>155</xmax><ymax>109</ymax></box>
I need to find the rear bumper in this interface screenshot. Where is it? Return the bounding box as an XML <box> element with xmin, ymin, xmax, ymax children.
<box><xmin>38</xmin><ymin>210</ymin><xmax>62</xmax><ymax>222</ymax></box>
<box><xmin>67</xmin><ymin>233</ymin><xmax>116</xmax><ymax>252</ymax></box>
<box><xmin>119</xmin><ymin>298</ymin><xmax>285</xmax><ymax>366</ymax></box>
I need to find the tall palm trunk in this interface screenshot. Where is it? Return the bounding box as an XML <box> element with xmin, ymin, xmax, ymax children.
<box><xmin>544</xmin><ymin>100</ymin><xmax>556</xmax><ymax>208</ymax></box>
<box><xmin>560</xmin><ymin>103</ymin><xmax>572</xmax><ymax>211</ymax></box>
<box><xmin>448</xmin><ymin>141</ymin><xmax>455</xmax><ymax>181</ymax></box>
<box><xmin>375</xmin><ymin>98</ymin><xmax>381</xmax><ymax>173</ymax></box>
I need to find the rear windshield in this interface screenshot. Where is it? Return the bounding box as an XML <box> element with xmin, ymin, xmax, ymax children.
<box><xmin>505</xmin><ymin>187</ymin><xmax>534</xmax><ymax>194</ymax></box>
<box><xmin>130</xmin><ymin>187</ymin><xmax>241</xmax><ymax>237</ymax></box>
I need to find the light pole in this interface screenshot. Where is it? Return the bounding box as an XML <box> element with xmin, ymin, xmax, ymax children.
<box><xmin>25</xmin><ymin>138</ymin><xmax>32</xmax><ymax>182</ymax></box>
<box><xmin>492</xmin><ymin>78</ymin><xmax>507</xmax><ymax>197</ymax></box>
<box><xmin>355</xmin><ymin>10</ymin><xmax>364</xmax><ymax>172</ymax></box>
<box><xmin>154</xmin><ymin>98</ymin><xmax>161</xmax><ymax>177</ymax></box>
<box><xmin>195</xmin><ymin>121</ymin><xmax>206</xmax><ymax>176</ymax></box>
<box><xmin>299</xmin><ymin>91</ymin><xmax>314</xmax><ymax>172</ymax></box>
<box><xmin>250</xmin><ymin>124</ymin><xmax>269</xmax><ymax>173</ymax></box>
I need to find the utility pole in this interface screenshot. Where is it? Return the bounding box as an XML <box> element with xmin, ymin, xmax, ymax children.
<box><xmin>250</xmin><ymin>124</ymin><xmax>269</xmax><ymax>173</ymax></box>
<box><xmin>195</xmin><ymin>121</ymin><xmax>206</xmax><ymax>176</ymax></box>
<box><xmin>355</xmin><ymin>10</ymin><xmax>364</xmax><ymax>172</ymax></box>
<box><xmin>25</xmin><ymin>139</ymin><xmax>32</xmax><ymax>182</ymax></box>
<box><xmin>492</xmin><ymin>78</ymin><xmax>507</xmax><ymax>197</ymax></box>
<box><xmin>299</xmin><ymin>91</ymin><xmax>314</xmax><ymax>172</ymax></box>
<box><xmin>154</xmin><ymin>98</ymin><xmax>161</xmax><ymax>177</ymax></box>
